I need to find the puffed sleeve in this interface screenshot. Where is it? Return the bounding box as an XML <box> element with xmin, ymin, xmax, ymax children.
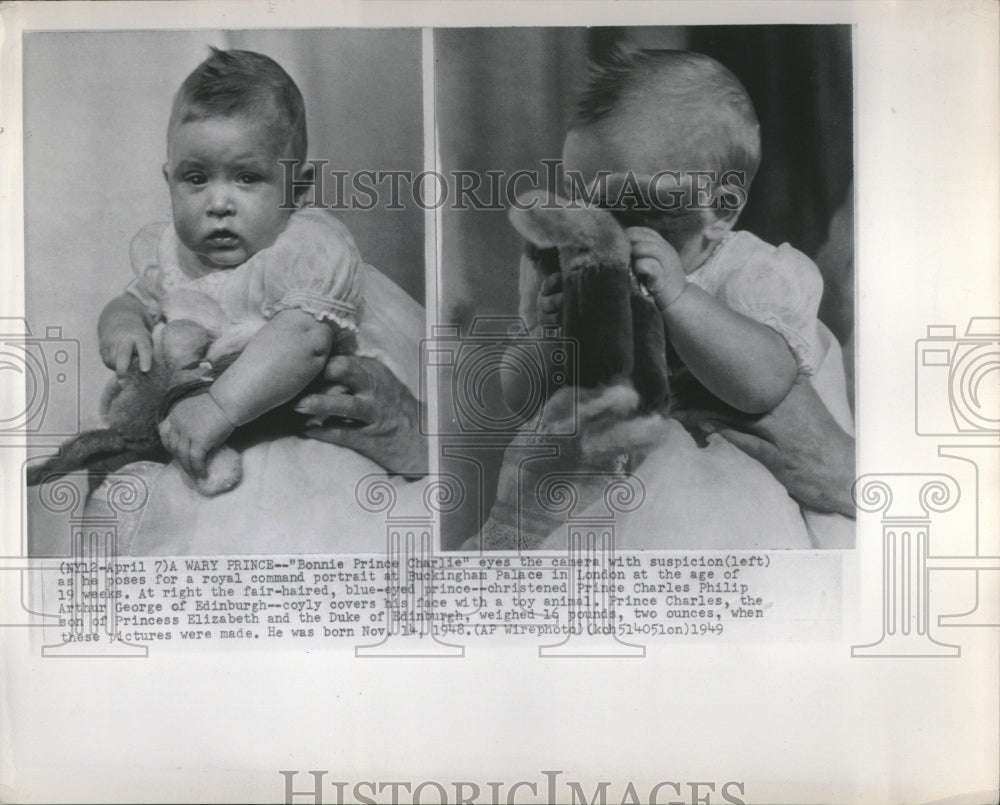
<box><xmin>125</xmin><ymin>222</ymin><xmax>171</xmax><ymax>320</ymax></box>
<box><xmin>716</xmin><ymin>241</ymin><xmax>824</xmax><ymax>375</ymax></box>
<box><xmin>258</xmin><ymin>209</ymin><xmax>365</xmax><ymax>332</ymax></box>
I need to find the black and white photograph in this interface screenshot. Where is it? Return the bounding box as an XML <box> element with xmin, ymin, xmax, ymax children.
<box><xmin>434</xmin><ymin>26</ymin><xmax>856</xmax><ymax>551</ymax></box>
<box><xmin>1</xmin><ymin>3</ymin><xmax>997</xmax><ymax>805</ymax></box>
<box><xmin>20</xmin><ymin>29</ymin><xmax>429</xmax><ymax>555</ymax></box>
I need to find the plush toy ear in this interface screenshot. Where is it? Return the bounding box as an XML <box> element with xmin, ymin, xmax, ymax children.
<box><xmin>508</xmin><ymin>190</ymin><xmax>630</xmax><ymax>270</ymax></box>
<box><xmin>507</xmin><ymin>188</ymin><xmax>670</xmax><ymax>411</ymax></box>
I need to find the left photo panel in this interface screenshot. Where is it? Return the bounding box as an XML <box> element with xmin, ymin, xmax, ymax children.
<box><xmin>21</xmin><ymin>29</ymin><xmax>428</xmax><ymax>556</ymax></box>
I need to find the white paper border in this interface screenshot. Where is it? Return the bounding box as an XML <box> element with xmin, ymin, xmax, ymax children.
<box><xmin>2</xmin><ymin>3</ymin><xmax>997</xmax><ymax>804</ymax></box>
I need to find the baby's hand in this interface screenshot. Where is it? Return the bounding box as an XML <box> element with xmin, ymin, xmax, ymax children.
<box><xmin>158</xmin><ymin>393</ymin><xmax>235</xmax><ymax>480</ymax></box>
<box><xmin>626</xmin><ymin>226</ymin><xmax>688</xmax><ymax>312</ymax></box>
<box><xmin>100</xmin><ymin>323</ymin><xmax>153</xmax><ymax>378</ymax></box>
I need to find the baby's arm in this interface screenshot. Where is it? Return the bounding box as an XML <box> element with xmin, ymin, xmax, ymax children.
<box><xmin>158</xmin><ymin>310</ymin><xmax>334</xmax><ymax>478</ymax></box>
<box><xmin>98</xmin><ymin>293</ymin><xmax>154</xmax><ymax>377</ymax></box>
<box><xmin>628</xmin><ymin>227</ymin><xmax>797</xmax><ymax>414</ymax></box>
<box><xmin>208</xmin><ymin>310</ymin><xmax>334</xmax><ymax>423</ymax></box>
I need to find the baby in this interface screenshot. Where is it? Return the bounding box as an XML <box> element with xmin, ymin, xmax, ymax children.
<box><xmin>495</xmin><ymin>48</ymin><xmax>853</xmax><ymax>548</ymax></box>
<box><xmin>531</xmin><ymin>48</ymin><xmax>851</xmax><ymax>428</ymax></box>
<box><xmin>98</xmin><ymin>48</ymin><xmax>367</xmax><ymax>484</ymax></box>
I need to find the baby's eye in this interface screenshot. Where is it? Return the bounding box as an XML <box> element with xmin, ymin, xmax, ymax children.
<box><xmin>183</xmin><ymin>172</ymin><xmax>207</xmax><ymax>186</ymax></box>
<box><xmin>237</xmin><ymin>173</ymin><xmax>261</xmax><ymax>185</ymax></box>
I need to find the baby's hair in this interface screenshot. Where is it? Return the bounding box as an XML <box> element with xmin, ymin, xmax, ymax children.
<box><xmin>576</xmin><ymin>47</ymin><xmax>761</xmax><ymax>203</ymax></box>
<box><xmin>169</xmin><ymin>47</ymin><xmax>307</xmax><ymax>162</ymax></box>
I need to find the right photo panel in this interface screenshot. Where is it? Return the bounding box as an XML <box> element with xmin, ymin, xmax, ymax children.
<box><xmin>432</xmin><ymin>26</ymin><xmax>854</xmax><ymax>554</ymax></box>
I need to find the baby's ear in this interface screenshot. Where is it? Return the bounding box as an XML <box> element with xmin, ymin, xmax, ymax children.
<box><xmin>508</xmin><ymin>190</ymin><xmax>628</xmax><ymax>266</ymax></box>
<box><xmin>162</xmin><ymin>163</ymin><xmax>170</xmax><ymax>183</ymax></box>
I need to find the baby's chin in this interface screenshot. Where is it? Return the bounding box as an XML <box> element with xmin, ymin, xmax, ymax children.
<box><xmin>193</xmin><ymin>247</ymin><xmax>250</xmax><ymax>269</ymax></box>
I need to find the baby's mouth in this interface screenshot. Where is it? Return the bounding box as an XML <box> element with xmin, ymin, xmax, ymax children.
<box><xmin>206</xmin><ymin>229</ymin><xmax>240</xmax><ymax>248</ymax></box>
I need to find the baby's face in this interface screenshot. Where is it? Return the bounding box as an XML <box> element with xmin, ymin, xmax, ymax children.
<box><xmin>561</xmin><ymin>123</ymin><xmax>672</xmax><ymax>198</ymax></box>
<box><xmin>164</xmin><ymin>115</ymin><xmax>294</xmax><ymax>269</ymax></box>
<box><xmin>561</xmin><ymin>126</ymin><xmax>715</xmax><ymax>272</ymax></box>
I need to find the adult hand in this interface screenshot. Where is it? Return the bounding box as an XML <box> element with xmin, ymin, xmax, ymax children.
<box><xmin>294</xmin><ymin>355</ymin><xmax>427</xmax><ymax>479</ymax></box>
<box><xmin>475</xmin><ymin>383</ymin><xmax>674</xmax><ymax>550</ymax></box>
<box><xmin>677</xmin><ymin>375</ymin><xmax>856</xmax><ymax>518</ymax></box>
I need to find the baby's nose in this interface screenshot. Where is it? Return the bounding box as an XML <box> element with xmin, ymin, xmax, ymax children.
<box><xmin>206</xmin><ymin>185</ymin><xmax>236</xmax><ymax>216</ymax></box>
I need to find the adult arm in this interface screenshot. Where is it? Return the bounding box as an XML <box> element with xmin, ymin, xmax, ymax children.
<box><xmin>679</xmin><ymin>374</ymin><xmax>856</xmax><ymax>518</ymax></box>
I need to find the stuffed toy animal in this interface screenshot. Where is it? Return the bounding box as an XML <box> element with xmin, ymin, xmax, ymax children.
<box><xmin>467</xmin><ymin>193</ymin><xmax>676</xmax><ymax>550</ymax></box>
<box><xmin>27</xmin><ymin>318</ymin><xmax>243</xmax><ymax>496</ymax></box>
<box><xmin>509</xmin><ymin>189</ymin><xmax>670</xmax><ymax>408</ymax></box>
